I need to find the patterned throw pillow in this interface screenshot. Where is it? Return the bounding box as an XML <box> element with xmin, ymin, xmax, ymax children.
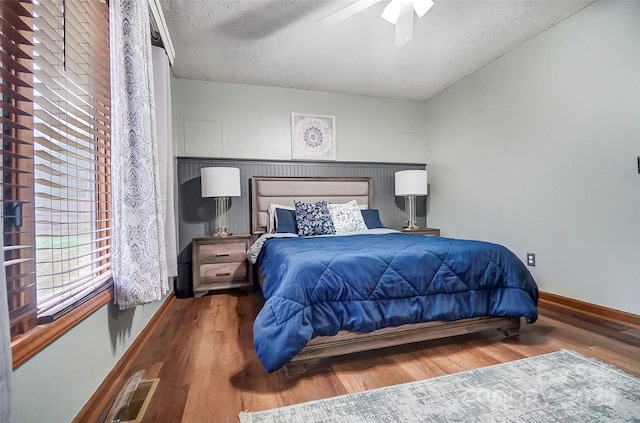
<box><xmin>294</xmin><ymin>200</ymin><xmax>335</xmax><ymax>237</ymax></box>
<box><xmin>328</xmin><ymin>200</ymin><xmax>368</xmax><ymax>233</ymax></box>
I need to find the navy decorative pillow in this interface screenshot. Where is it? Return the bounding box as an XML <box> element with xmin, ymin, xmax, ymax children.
<box><xmin>361</xmin><ymin>209</ymin><xmax>385</xmax><ymax>229</ymax></box>
<box><xmin>266</xmin><ymin>204</ymin><xmax>295</xmax><ymax>233</ymax></box>
<box><xmin>275</xmin><ymin>208</ymin><xmax>297</xmax><ymax>234</ymax></box>
<box><xmin>294</xmin><ymin>200</ymin><xmax>335</xmax><ymax>236</ymax></box>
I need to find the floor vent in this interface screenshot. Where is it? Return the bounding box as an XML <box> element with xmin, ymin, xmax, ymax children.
<box><xmin>105</xmin><ymin>371</ymin><xmax>159</xmax><ymax>422</ymax></box>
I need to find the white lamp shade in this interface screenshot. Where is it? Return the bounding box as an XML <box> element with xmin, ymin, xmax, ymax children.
<box><xmin>201</xmin><ymin>167</ymin><xmax>241</xmax><ymax>197</ymax></box>
<box><xmin>395</xmin><ymin>170</ymin><xmax>428</xmax><ymax>196</ymax></box>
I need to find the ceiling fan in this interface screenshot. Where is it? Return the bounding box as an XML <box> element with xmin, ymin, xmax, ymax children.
<box><xmin>320</xmin><ymin>0</ymin><xmax>435</xmax><ymax>46</ymax></box>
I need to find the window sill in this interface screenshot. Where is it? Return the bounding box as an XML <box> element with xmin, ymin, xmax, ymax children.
<box><xmin>11</xmin><ymin>287</ymin><xmax>113</xmax><ymax>369</ymax></box>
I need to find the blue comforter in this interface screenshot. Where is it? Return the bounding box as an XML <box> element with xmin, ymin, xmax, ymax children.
<box><xmin>254</xmin><ymin>233</ymin><xmax>538</xmax><ymax>372</ymax></box>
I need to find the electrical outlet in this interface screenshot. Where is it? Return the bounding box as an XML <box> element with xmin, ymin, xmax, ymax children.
<box><xmin>526</xmin><ymin>253</ymin><xmax>536</xmax><ymax>267</ymax></box>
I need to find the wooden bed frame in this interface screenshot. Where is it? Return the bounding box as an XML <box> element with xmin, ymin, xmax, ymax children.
<box><xmin>250</xmin><ymin>176</ymin><xmax>521</xmax><ymax>375</ymax></box>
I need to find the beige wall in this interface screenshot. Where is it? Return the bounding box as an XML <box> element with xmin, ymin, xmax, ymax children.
<box><xmin>423</xmin><ymin>0</ymin><xmax>640</xmax><ymax>314</ymax></box>
<box><xmin>172</xmin><ymin>80</ymin><xmax>427</xmax><ymax>163</ymax></box>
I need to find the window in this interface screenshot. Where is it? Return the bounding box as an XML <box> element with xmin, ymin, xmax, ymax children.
<box><xmin>1</xmin><ymin>0</ymin><xmax>111</xmax><ymax>341</ymax></box>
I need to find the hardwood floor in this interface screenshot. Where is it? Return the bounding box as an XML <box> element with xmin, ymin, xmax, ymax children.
<box><xmin>94</xmin><ymin>291</ymin><xmax>640</xmax><ymax>423</ymax></box>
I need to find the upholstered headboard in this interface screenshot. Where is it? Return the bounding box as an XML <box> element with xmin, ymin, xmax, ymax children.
<box><xmin>250</xmin><ymin>176</ymin><xmax>373</xmax><ymax>235</ymax></box>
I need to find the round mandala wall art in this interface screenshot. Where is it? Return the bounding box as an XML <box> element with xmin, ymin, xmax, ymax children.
<box><xmin>291</xmin><ymin>113</ymin><xmax>336</xmax><ymax>160</ymax></box>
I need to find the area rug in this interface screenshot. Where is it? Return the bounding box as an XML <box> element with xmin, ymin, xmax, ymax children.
<box><xmin>239</xmin><ymin>350</ymin><xmax>640</xmax><ymax>422</ymax></box>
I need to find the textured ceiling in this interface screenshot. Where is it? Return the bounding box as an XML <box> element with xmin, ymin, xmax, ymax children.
<box><xmin>158</xmin><ymin>0</ymin><xmax>595</xmax><ymax>100</ymax></box>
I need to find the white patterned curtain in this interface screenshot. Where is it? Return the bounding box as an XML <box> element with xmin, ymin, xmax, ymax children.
<box><xmin>110</xmin><ymin>0</ymin><xmax>168</xmax><ymax>308</ymax></box>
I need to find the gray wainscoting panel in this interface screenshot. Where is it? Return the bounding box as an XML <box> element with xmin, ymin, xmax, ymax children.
<box><xmin>175</xmin><ymin>157</ymin><xmax>428</xmax><ymax>296</ymax></box>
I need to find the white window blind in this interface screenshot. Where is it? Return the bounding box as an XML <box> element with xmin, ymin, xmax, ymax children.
<box><xmin>32</xmin><ymin>0</ymin><xmax>111</xmax><ymax>322</ymax></box>
<box><xmin>2</xmin><ymin>0</ymin><xmax>111</xmax><ymax>338</ymax></box>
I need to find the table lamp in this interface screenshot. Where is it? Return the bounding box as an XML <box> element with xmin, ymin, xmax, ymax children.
<box><xmin>200</xmin><ymin>167</ymin><xmax>241</xmax><ymax>237</ymax></box>
<box><xmin>395</xmin><ymin>169</ymin><xmax>428</xmax><ymax>230</ymax></box>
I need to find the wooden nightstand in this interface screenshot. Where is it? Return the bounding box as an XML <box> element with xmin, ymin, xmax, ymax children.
<box><xmin>192</xmin><ymin>235</ymin><xmax>253</xmax><ymax>298</ymax></box>
<box><xmin>397</xmin><ymin>227</ymin><xmax>441</xmax><ymax>236</ymax></box>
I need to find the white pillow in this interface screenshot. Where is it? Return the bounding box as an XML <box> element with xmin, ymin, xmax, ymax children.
<box><xmin>328</xmin><ymin>200</ymin><xmax>368</xmax><ymax>234</ymax></box>
<box><xmin>267</xmin><ymin>204</ymin><xmax>295</xmax><ymax>233</ymax></box>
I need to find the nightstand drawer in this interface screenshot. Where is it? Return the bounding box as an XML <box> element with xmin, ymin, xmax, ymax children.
<box><xmin>199</xmin><ymin>262</ymin><xmax>247</xmax><ymax>284</ymax></box>
<box><xmin>199</xmin><ymin>242</ymin><xmax>247</xmax><ymax>264</ymax></box>
<box><xmin>192</xmin><ymin>234</ymin><xmax>253</xmax><ymax>297</ymax></box>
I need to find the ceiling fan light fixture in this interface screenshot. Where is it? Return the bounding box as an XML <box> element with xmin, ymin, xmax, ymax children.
<box><xmin>322</xmin><ymin>0</ymin><xmax>435</xmax><ymax>46</ymax></box>
<box><xmin>395</xmin><ymin>3</ymin><xmax>414</xmax><ymax>46</ymax></box>
<box><xmin>381</xmin><ymin>0</ymin><xmax>403</xmax><ymax>24</ymax></box>
<box><xmin>412</xmin><ymin>0</ymin><xmax>434</xmax><ymax>18</ymax></box>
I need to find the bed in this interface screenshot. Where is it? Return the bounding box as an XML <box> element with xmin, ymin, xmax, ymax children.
<box><xmin>249</xmin><ymin>176</ymin><xmax>538</xmax><ymax>375</ymax></box>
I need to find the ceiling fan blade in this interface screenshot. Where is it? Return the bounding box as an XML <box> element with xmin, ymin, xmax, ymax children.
<box><xmin>381</xmin><ymin>0</ymin><xmax>404</xmax><ymax>24</ymax></box>
<box><xmin>394</xmin><ymin>4</ymin><xmax>414</xmax><ymax>46</ymax></box>
<box><xmin>320</xmin><ymin>0</ymin><xmax>383</xmax><ymax>24</ymax></box>
<box><xmin>412</xmin><ymin>0</ymin><xmax>434</xmax><ymax>18</ymax></box>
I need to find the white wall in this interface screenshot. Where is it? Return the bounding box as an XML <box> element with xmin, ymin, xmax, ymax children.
<box><xmin>173</xmin><ymin>80</ymin><xmax>427</xmax><ymax>163</ymax></box>
<box><xmin>12</xmin><ymin>298</ymin><xmax>166</xmax><ymax>423</ymax></box>
<box><xmin>423</xmin><ymin>0</ymin><xmax>640</xmax><ymax>314</ymax></box>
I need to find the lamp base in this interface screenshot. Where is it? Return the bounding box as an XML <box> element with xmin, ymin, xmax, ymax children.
<box><xmin>212</xmin><ymin>196</ymin><xmax>231</xmax><ymax>237</ymax></box>
<box><xmin>403</xmin><ymin>196</ymin><xmax>419</xmax><ymax>231</ymax></box>
<box><xmin>403</xmin><ymin>221</ymin><xmax>420</xmax><ymax>230</ymax></box>
<box><xmin>212</xmin><ymin>226</ymin><xmax>232</xmax><ymax>237</ymax></box>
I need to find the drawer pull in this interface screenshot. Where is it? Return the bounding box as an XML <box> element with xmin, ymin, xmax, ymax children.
<box><xmin>216</xmin><ymin>272</ymin><xmax>231</xmax><ymax>277</ymax></box>
<box><xmin>215</xmin><ymin>252</ymin><xmax>231</xmax><ymax>257</ymax></box>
